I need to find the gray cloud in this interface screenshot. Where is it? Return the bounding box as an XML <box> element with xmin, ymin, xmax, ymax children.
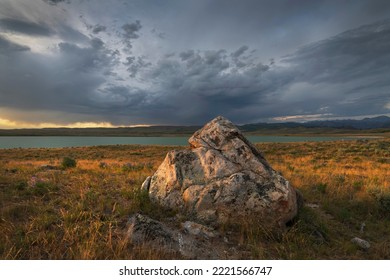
<box><xmin>273</xmin><ymin>20</ymin><xmax>390</xmax><ymax>118</ymax></box>
<box><xmin>43</xmin><ymin>0</ymin><xmax>68</xmax><ymax>5</ymax></box>
<box><xmin>0</xmin><ymin>0</ymin><xmax>390</xmax><ymax>126</ymax></box>
<box><xmin>92</xmin><ymin>24</ymin><xmax>106</xmax><ymax>34</ymax></box>
<box><xmin>231</xmin><ymin>45</ymin><xmax>249</xmax><ymax>58</ymax></box>
<box><xmin>151</xmin><ymin>28</ymin><xmax>165</xmax><ymax>39</ymax></box>
<box><xmin>0</xmin><ymin>35</ymin><xmax>30</xmax><ymax>52</ymax></box>
<box><xmin>283</xmin><ymin>19</ymin><xmax>390</xmax><ymax>84</ymax></box>
<box><xmin>122</xmin><ymin>20</ymin><xmax>142</xmax><ymax>39</ymax></box>
<box><xmin>2</xmin><ymin>18</ymin><xmax>389</xmax><ymax>125</ymax></box>
<box><xmin>0</xmin><ymin>18</ymin><xmax>53</xmax><ymax>36</ymax></box>
<box><xmin>142</xmin><ymin>49</ymin><xmax>275</xmax><ymax>124</ymax></box>
<box><xmin>124</xmin><ymin>56</ymin><xmax>151</xmax><ymax>77</ymax></box>
<box><xmin>0</xmin><ymin>35</ymin><xmax>121</xmax><ymax>121</ymax></box>
<box><xmin>134</xmin><ymin>19</ymin><xmax>390</xmax><ymax>124</ymax></box>
<box><xmin>179</xmin><ymin>50</ymin><xmax>194</xmax><ymax>61</ymax></box>
<box><xmin>0</xmin><ymin>17</ymin><xmax>88</xmax><ymax>44</ymax></box>
<box><xmin>56</xmin><ymin>24</ymin><xmax>90</xmax><ymax>43</ymax></box>
<box><xmin>94</xmin><ymin>85</ymin><xmax>147</xmax><ymax>109</ymax></box>
<box><xmin>120</xmin><ymin>20</ymin><xmax>142</xmax><ymax>50</ymax></box>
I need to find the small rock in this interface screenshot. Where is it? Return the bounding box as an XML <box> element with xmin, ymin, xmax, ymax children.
<box><xmin>125</xmin><ymin>214</ymin><xmax>229</xmax><ymax>259</ymax></box>
<box><xmin>141</xmin><ymin>176</ymin><xmax>151</xmax><ymax>192</ymax></box>
<box><xmin>126</xmin><ymin>213</ymin><xmax>175</xmax><ymax>246</ymax></box>
<box><xmin>351</xmin><ymin>237</ymin><xmax>370</xmax><ymax>249</ymax></box>
<box><xmin>182</xmin><ymin>221</ymin><xmax>217</xmax><ymax>238</ymax></box>
<box><xmin>306</xmin><ymin>203</ymin><xmax>320</xmax><ymax>209</ymax></box>
<box><xmin>360</xmin><ymin>222</ymin><xmax>366</xmax><ymax>233</ymax></box>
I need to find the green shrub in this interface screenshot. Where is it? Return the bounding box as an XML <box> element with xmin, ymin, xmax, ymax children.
<box><xmin>61</xmin><ymin>157</ymin><xmax>77</xmax><ymax>169</ymax></box>
<box><xmin>352</xmin><ymin>181</ymin><xmax>364</xmax><ymax>192</ymax></box>
<box><xmin>368</xmin><ymin>187</ymin><xmax>390</xmax><ymax>213</ymax></box>
<box><xmin>16</xmin><ymin>181</ymin><xmax>27</xmax><ymax>191</ymax></box>
<box><xmin>315</xmin><ymin>183</ymin><xmax>327</xmax><ymax>194</ymax></box>
<box><xmin>378</xmin><ymin>193</ymin><xmax>390</xmax><ymax>212</ymax></box>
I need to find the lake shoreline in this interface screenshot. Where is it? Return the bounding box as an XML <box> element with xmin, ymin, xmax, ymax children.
<box><xmin>0</xmin><ymin>135</ymin><xmax>382</xmax><ymax>149</ymax></box>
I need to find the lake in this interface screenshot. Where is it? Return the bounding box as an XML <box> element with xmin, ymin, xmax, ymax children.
<box><xmin>0</xmin><ymin>135</ymin><xmax>361</xmax><ymax>149</ymax></box>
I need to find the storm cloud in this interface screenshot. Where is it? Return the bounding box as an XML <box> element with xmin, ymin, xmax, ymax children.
<box><xmin>0</xmin><ymin>0</ymin><xmax>389</xmax><ymax>127</ymax></box>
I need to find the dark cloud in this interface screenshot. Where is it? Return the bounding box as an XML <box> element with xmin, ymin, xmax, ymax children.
<box><xmin>283</xmin><ymin>19</ymin><xmax>390</xmax><ymax>84</ymax></box>
<box><xmin>271</xmin><ymin>19</ymin><xmax>390</xmax><ymax>119</ymax></box>
<box><xmin>124</xmin><ymin>56</ymin><xmax>151</xmax><ymax>77</ymax></box>
<box><xmin>56</xmin><ymin>24</ymin><xmax>90</xmax><ymax>43</ymax></box>
<box><xmin>94</xmin><ymin>85</ymin><xmax>147</xmax><ymax>108</ymax></box>
<box><xmin>92</xmin><ymin>24</ymin><xmax>106</xmax><ymax>34</ymax></box>
<box><xmin>0</xmin><ymin>18</ymin><xmax>88</xmax><ymax>43</ymax></box>
<box><xmin>142</xmin><ymin>49</ymin><xmax>275</xmax><ymax>124</ymax></box>
<box><xmin>120</xmin><ymin>20</ymin><xmax>142</xmax><ymax>50</ymax></box>
<box><xmin>135</xmin><ymin>19</ymin><xmax>390</xmax><ymax>124</ymax></box>
<box><xmin>43</xmin><ymin>0</ymin><xmax>68</xmax><ymax>5</ymax></box>
<box><xmin>58</xmin><ymin>37</ymin><xmax>119</xmax><ymax>73</ymax></box>
<box><xmin>1</xmin><ymin>1</ymin><xmax>390</xmax><ymax>126</ymax></box>
<box><xmin>0</xmin><ymin>35</ymin><xmax>121</xmax><ymax>121</ymax></box>
<box><xmin>122</xmin><ymin>20</ymin><xmax>142</xmax><ymax>39</ymax></box>
<box><xmin>231</xmin><ymin>45</ymin><xmax>249</xmax><ymax>58</ymax></box>
<box><xmin>0</xmin><ymin>50</ymin><xmax>96</xmax><ymax>114</ymax></box>
<box><xmin>3</xmin><ymin>17</ymin><xmax>389</xmax><ymax>125</ymax></box>
<box><xmin>164</xmin><ymin>52</ymin><xmax>175</xmax><ymax>58</ymax></box>
<box><xmin>230</xmin><ymin>45</ymin><xmax>252</xmax><ymax>69</ymax></box>
<box><xmin>90</xmin><ymin>37</ymin><xmax>104</xmax><ymax>49</ymax></box>
<box><xmin>0</xmin><ymin>18</ymin><xmax>52</xmax><ymax>36</ymax></box>
<box><xmin>179</xmin><ymin>50</ymin><xmax>194</xmax><ymax>61</ymax></box>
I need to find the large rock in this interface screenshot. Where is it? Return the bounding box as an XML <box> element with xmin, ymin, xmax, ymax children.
<box><xmin>145</xmin><ymin>116</ymin><xmax>299</xmax><ymax>228</ymax></box>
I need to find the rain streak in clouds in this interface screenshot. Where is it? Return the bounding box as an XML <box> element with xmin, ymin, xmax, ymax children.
<box><xmin>0</xmin><ymin>0</ymin><xmax>390</xmax><ymax>127</ymax></box>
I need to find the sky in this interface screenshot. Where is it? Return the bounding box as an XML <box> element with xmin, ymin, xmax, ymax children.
<box><xmin>0</xmin><ymin>0</ymin><xmax>390</xmax><ymax>128</ymax></box>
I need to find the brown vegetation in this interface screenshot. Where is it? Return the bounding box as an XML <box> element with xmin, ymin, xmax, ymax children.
<box><xmin>0</xmin><ymin>139</ymin><xmax>389</xmax><ymax>259</ymax></box>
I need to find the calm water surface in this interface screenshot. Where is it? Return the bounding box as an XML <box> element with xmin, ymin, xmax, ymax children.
<box><xmin>0</xmin><ymin>136</ymin><xmax>360</xmax><ymax>149</ymax></box>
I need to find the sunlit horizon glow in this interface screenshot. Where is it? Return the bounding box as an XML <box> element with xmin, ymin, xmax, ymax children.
<box><xmin>1</xmin><ymin>113</ymin><xmax>390</xmax><ymax>129</ymax></box>
<box><xmin>0</xmin><ymin>117</ymin><xmax>151</xmax><ymax>129</ymax></box>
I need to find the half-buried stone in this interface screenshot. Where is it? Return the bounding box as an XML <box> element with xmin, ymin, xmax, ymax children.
<box><xmin>142</xmin><ymin>116</ymin><xmax>299</xmax><ymax>228</ymax></box>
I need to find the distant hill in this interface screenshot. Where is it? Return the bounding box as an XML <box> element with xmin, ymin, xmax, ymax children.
<box><xmin>240</xmin><ymin>116</ymin><xmax>390</xmax><ymax>133</ymax></box>
<box><xmin>302</xmin><ymin>116</ymin><xmax>390</xmax><ymax>129</ymax></box>
<box><xmin>0</xmin><ymin>116</ymin><xmax>389</xmax><ymax>136</ymax></box>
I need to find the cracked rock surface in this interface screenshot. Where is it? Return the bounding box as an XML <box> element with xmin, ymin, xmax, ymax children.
<box><xmin>144</xmin><ymin>116</ymin><xmax>299</xmax><ymax>228</ymax></box>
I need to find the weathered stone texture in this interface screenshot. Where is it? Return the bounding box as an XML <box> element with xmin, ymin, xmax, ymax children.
<box><xmin>145</xmin><ymin>116</ymin><xmax>299</xmax><ymax>227</ymax></box>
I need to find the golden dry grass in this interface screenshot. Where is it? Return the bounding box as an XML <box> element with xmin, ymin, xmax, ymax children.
<box><xmin>0</xmin><ymin>139</ymin><xmax>389</xmax><ymax>259</ymax></box>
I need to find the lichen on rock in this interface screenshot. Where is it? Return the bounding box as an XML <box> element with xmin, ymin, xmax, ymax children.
<box><xmin>143</xmin><ymin>116</ymin><xmax>300</xmax><ymax>228</ymax></box>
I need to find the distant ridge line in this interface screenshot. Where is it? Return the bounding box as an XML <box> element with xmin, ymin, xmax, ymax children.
<box><xmin>0</xmin><ymin>116</ymin><xmax>389</xmax><ymax>136</ymax></box>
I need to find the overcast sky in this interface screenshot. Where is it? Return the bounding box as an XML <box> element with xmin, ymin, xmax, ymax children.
<box><xmin>0</xmin><ymin>0</ymin><xmax>390</xmax><ymax>128</ymax></box>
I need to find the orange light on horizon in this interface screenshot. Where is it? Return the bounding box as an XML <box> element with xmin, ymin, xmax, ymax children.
<box><xmin>0</xmin><ymin>118</ymin><xmax>151</xmax><ymax>129</ymax></box>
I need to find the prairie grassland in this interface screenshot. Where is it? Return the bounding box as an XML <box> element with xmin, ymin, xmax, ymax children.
<box><xmin>0</xmin><ymin>139</ymin><xmax>389</xmax><ymax>259</ymax></box>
